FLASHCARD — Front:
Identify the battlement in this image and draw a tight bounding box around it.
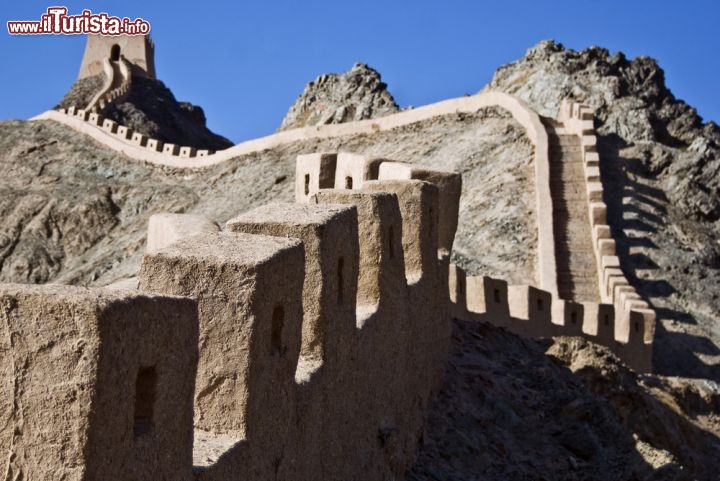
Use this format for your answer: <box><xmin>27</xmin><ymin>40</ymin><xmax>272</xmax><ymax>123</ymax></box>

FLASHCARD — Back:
<box><xmin>0</xmin><ymin>284</ymin><xmax>197</xmax><ymax>480</ymax></box>
<box><xmin>57</xmin><ymin>107</ymin><xmax>215</xmax><ymax>158</ymax></box>
<box><xmin>0</xmin><ymin>145</ymin><xmax>658</xmax><ymax>477</ymax></box>
<box><xmin>448</xmin><ymin>265</ymin><xmax>652</xmax><ymax>371</ymax></box>
<box><xmin>135</xmin><ymin>155</ymin><xmax>455</xmax><ymax>479</ymax></box>
<box><xmin>556</xmin><ymin>100</ymin><xmax>656</xmax><ymax>348</ymax></box>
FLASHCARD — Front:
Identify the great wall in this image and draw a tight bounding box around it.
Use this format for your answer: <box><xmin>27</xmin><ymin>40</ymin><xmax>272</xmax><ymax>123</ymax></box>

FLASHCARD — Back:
<box><xmin>1</xmin><ymin>34</ymin><xmax>658</xmax><ymax>478</ymax></box>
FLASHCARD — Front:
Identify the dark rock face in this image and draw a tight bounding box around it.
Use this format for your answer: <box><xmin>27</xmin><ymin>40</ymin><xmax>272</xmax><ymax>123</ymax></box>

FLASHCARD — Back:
<box><xmin>488</xmin><ymin>40</ymin><xmax>720</xmax><ymax>223</ymax></box>
<box><xmin>103</xmin><ymin>77</ymin><xmax>233</xmax><ymax>151</ymax></box>
<box><xmin>408</xmin><ymin>321</ymin><xmax>720</xmax><ymax>481</ymax></box>
<box><xmin>278</xmin><ymin>63</ymin><xmax>399</xmax><ymax>131</ymax></box>
<box><xmin>56</xmin><ymin>76</ymin><xmax>233</xmax><ymax>151</ymax></box>
<box><xmin>56</xmin><ymin>74</ymin><xmax>105</xmax><ymax>111</ymax></box>
<box><xmin>0</xmin><ymin>42</ymin><xmax>719</xmax><ymax>481</ymax></box>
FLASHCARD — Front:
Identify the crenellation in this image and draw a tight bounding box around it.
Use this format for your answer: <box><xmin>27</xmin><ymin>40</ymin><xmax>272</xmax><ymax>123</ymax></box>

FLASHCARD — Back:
<box><xmin>102</xmin><ymin>118</ymin><xmax>118</xmax><ymax>133</ymax></box>
<box><xmin>0</xmin><ymin>139</ymin><xmax>659</xmax><ymax>477</ymax></box>
<box><xmin>333</xmin><ymin>152</ymin><xmax>384</xmax><ymax>190</ymax></box>
<box><xmin>0</xmin><ymin>284</ymin><xmax>198</xmax><ymax>481</ymax></box>
<box><xmin>313</xmin><ymin>189</ymin><xmax>405</xmax><ymax>317</ymax></box>
<box><xmin>163</xmin><ymin>143</ymin><xmax>180</xmax><ymax>155</ymax></box>
<box><xmin>226</xmin><ymin>202</ymin><xmax>360</xmax><ymax>373</ymax></box>
<box><xmin>448</xmin><ymin>262</ymin><xmax>468</xmax><ymax>319</ymax></box>
<box><xmin>131</xmin><ymin>132</ymin><xmax>148</xmax><ymax>147</ymax></box>
<box><xmin>508</xmin><ymin>284</ymin><xmax>553</xmax><ymax>337</ymax></box>
<box><xmin>180</xmin><ymin>146</ymin><xmax>197</xmax><ymax>158</ymax></box>
<box><xmin>10</xmin><ymin>79</ymin><xmax>664</xmax><ymax>476</ymax></box>
<box><xmin>466</xmin><ymin>276</ymin><xmax>510</xmax><ymax>325</ymax></box>
<box><xmin>587</xmin><ymin>182</ymin><xmax>604</xmax><ymax>202</ymax></box>
<box><xmin>295</xmin><ymin>152</ymin><xmax>338</xmax><ymax>202</ymax></box>
<box><xmin>552</xmin><ymin>299</ymin><xmax>585</xmax><ymax>336</ymax></box>
<box><xmin>116</xmin><ymin>125</ymin><xmax>133</xmax><ymax>140</ymax></box>
<box><xmin>581</xmin><ymin>134</ymin><xmax>597</xmax><ymax>152</ymax></box>
<box><xmin>138</xmin><ymin>232</ymin><xmax>305</xmax><ymax>443</ymax></box>
<box><xmin>88</xmin><ymin>112</ymin><xmax>103</xmax><ymax>126</ymax></box>
<box><xmin>584</xmin><ymin>150</ymin><xmax>600</xmax><ymax>166</ymax></box>
<box><xmin>589</xmin><ymin>201</ymin><xmax>607</xmax><ymax>225</ymax></box>
<box><xmin>597</xmin><ymin>237</ymin><xmax>616</xmax><ymax>258</ymax></box>
<box><xmin>581</xmin><ymin>302</ymin><xmax>615</xmax><ymax>341</ymax></box>
<box><xmin>364</xmin><ymin>179</ymin><xmax>439</xmax><ymax>285</ymax></box>
<box><xmin>75</xmin><ymin>108</ymin><xmax>90</xmax><ymax>121</ymax></box>
<box><xmin>378</xmin><ymin>162</ymin><xmax>462</xmax><ymax>257</ymax></box>
<box><xmin>146</xmin><ymin>138</ymin><xmax>164</xmax><ymax>152</ymax></box>
<box><xmin>586</xmin><ymin>165</ymin><xmax>601</xmax><ymax>183</ymax></box>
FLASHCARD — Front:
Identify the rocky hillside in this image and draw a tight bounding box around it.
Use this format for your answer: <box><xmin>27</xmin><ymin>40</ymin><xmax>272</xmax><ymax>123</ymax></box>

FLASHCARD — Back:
<box><xmin>1</xmin><ymin>41</ymin><xmax>719</xmax><ymax>479</ymax></box>
<box><xmin>57</xmin><ymin>75</ymin><xmax>233</xmax><ymax>151</ymax></box>
<box><xmin>278</xmin><ymin>63</ymin><xmax>399</xmax><ymax>130</ymax></box>
<box><xmin>0</xmin><ymin>108</ymin><xmax>534</xmax><ymax>288</ymax></box>
<box><xmin>409</xmin><ymin>319</ymin><xmax>719</xmax><ymax>481</ymax></box>
<box><xmin>487</xmin><ymin>40</ymin><xmax>720</xmax><ymax>380</ymax></box>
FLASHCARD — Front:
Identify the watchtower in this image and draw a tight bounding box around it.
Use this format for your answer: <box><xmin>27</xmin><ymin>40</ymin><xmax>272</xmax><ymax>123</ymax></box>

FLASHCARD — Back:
<box><xmin>77</xmin><ymin>34</ymin><xmax>156</xmax><ymax>80</ymax></box>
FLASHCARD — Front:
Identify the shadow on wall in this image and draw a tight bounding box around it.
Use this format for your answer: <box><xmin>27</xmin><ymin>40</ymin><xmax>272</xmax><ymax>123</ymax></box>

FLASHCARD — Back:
<box><xmin>598</xmin><ymin>133</ymin><xmax>719</xmax><ymax>381</ymax></box>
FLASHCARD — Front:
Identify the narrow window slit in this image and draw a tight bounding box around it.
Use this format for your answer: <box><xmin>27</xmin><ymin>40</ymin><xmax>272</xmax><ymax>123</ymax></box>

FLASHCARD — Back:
<box><xmin>337</xmin><ymin>257</ymin><xmax>344</xmax><ymax>303</ymax></box>
<box><xmin>272</xmin><ymin>305</ymin><xmax>284</xmax><ymax>355</ymax></box>
<box><xmin>388</xmin><ymin>226</ymin><xmax>394</xmax><ymax>259</ymax></box>
<box><xmin>134</xmin><ymin>366</ymin><xmax>157</xmax><ymax>438</ymax></box>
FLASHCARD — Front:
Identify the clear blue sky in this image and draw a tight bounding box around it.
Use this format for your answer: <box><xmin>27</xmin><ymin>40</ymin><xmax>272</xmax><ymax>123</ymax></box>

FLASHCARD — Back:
<box><xmin>1</xmin><ymin>1</ymin><xmax>718</xmax><ymax>142</ymax></box>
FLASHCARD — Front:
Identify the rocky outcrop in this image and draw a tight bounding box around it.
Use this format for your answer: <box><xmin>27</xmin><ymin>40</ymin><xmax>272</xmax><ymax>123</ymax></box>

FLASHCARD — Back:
<box><xmin>57</xmin><ymin>76</ymin><xmax>233</xmax><ymax>151</ymax></box>
<box><xmin>488</xmin><ymin>40</ymin><xmax>720</xmax><ymax>223</ymax></box>
<box><xmin>0</xmin><ymin>109</ymin><xmax>533</xmax><ymax>288</ymax></box>
<box><xmin>57</xmin><ymin>74</ymin><xmax>105</xmax><ymax>110</ymax></box>
<box><xmin>2</xmin><ymin>41</ymin><xmax>719</xmax><ymax>478</ymax></box>
<box><xmin>489</xmin><ymin>40</ymin><xmax>720</xmax><ymax>380</ymax></box>
<box><xmin>408</xmin><ymin>320</ymin><xmax>719</xmax><ymax>481</ymax></box>
<box><xmin>278</xmin><ymin>63</ymin><xmax>399</xmax><ymax>131</ymax></box>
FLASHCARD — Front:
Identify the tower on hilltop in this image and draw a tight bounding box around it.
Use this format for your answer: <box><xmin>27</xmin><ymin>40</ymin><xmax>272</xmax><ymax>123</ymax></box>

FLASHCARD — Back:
<box><xmin>77</xmin><ymin>34</ymin><xmax>156</xmax><ymax>80</ymax></box>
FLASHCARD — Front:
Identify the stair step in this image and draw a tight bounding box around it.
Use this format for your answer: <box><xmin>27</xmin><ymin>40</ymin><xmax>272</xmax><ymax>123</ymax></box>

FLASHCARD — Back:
<box><xmin>557</xmin><ymin>273</ymin><xmax>598</xmax><ymax>280</ymax></box>
<box><xmin>558</xmin><ymin>285</ymin><xmax>600</xmax><ymax>295</ymax></box>
<box><xmin>552</xmin><ymin>158</ymin><xmax>585</xmax><ymax>165</ymax></box>
<box><xmin>553</xmin><ymin>210</ymin><xmax>592</xmax><ymax>219</ymax></box>
<box><xmin>551</xmin><ymin>192</ymin><xmax>588</xmax><ymax>200</ymax></box>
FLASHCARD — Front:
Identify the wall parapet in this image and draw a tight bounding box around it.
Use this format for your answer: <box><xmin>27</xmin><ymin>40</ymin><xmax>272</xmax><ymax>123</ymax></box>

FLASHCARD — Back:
<box><xmin>49</xmin><ymin>91</ymin><xmax>558</xmax><ymax>295</ymax></box>
<box><xmin>85</xmin><ymin>56</ymin><xmax>134</xmax><ymax>113</ymax></box>
<box><xmin>448</xmin><ymin>263</ymin><xmax>652</xmax><ymax>372</ymax></box>
<box><xmin>0</xmin><ymin>146</ymin><xmax>657</xmax><ymax>478</ymax></box>
<box><xmin>55</xmin><ymin>106</ymin><xmax>214</xmax><ymax>160</ymax></box>
<box><xmin>0</xmin><ymin>284</ymin><xmax>198</xmax><ymax>480</ymax></box>
<box><xmin>133</xmin><ymin>153</ymin><xmax>457</xmax><ymax>479</ymax></box>
<box><xmin>557</xmin><ymin>100</ymin><xmax>656</xmax><ymax>349</ymax></box>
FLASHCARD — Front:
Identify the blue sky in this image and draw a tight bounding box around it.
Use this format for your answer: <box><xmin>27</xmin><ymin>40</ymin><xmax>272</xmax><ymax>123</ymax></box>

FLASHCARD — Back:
<box><xmin>1</xmin><ymin>1</ymin><xmax>718</xmax><ymax>142</ymax></box>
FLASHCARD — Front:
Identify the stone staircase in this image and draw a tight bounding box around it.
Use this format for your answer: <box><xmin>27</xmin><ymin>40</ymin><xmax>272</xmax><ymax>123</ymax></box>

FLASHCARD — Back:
<box><xmin>547</xmin><ymin>121</ymin><xmax>601</xmax><ymax>302</ymax></box>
